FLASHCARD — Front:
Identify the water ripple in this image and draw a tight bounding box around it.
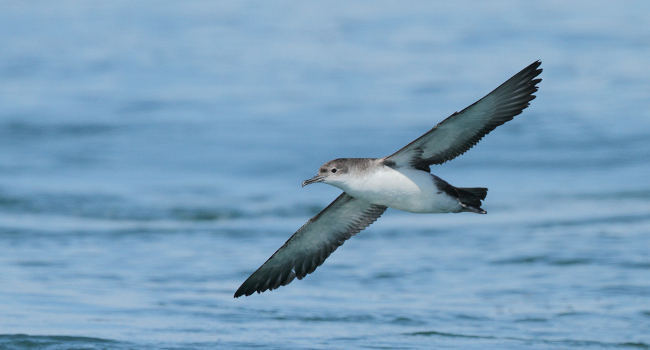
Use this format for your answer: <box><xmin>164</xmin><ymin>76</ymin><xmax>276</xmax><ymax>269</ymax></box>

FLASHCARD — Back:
<box><xmin>0</xmin><ymin>334</ymin><xmax>127</xmax><ymax>349</ymax></box>
<box><xmin>406</xmin><ymin>331</ymin><xmax>649</xmax><ymax>348</ymax></box>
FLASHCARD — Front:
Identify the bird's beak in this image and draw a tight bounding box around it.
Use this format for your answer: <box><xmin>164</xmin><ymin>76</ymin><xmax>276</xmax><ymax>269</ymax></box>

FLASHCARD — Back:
<box><xmin>302</xmin><ymin>175</ymin><xmax>325</xmax><ymax>187</ymax></box>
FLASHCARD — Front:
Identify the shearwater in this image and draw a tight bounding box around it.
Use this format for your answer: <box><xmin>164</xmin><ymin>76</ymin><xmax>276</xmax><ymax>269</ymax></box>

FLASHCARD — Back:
<box><xmin>235</xmin><ymin>61</ymin><xmax>542</xmax><ymax>298</ymax></box>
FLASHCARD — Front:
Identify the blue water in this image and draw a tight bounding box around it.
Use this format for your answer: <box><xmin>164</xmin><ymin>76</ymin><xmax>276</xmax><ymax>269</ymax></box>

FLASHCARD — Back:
<box><xmin>1</xmin><ymin>1</ymin><xmax>649</xmax><ymax>349</ymax></box>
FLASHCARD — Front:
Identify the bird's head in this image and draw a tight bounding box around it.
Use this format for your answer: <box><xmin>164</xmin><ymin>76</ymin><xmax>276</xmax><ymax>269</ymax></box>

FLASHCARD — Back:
<box><xmin>302</xmin><ymin>158</ymin><xmax>354</xmax><ymax>188</ymax></box>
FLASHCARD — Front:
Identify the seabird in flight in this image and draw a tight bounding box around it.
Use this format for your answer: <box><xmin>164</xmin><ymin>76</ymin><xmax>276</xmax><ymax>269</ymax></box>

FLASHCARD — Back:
<box><xmin>235</xmin><ymin>61</ymin><xmax>542</xmax><ymax>297</ymax></box>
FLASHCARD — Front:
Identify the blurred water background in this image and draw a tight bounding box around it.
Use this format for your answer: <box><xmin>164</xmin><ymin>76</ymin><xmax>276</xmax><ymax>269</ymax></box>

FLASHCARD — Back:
<box><xmin>1</xmin><ymin>1</ymin><xmax>649</xmax><ymax>349</ymax></box>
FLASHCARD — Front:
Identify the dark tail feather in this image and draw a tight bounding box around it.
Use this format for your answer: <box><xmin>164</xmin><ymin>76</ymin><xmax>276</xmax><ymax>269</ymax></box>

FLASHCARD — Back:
<box><xmin>459</xmin><ymin>187</ymin><xmax>487</xmax><ymax>200</ymax></box>
<box><xmin>457</xmin><ymin>187</ymin><xmax>488</xmax><ymax>214</ymax></box>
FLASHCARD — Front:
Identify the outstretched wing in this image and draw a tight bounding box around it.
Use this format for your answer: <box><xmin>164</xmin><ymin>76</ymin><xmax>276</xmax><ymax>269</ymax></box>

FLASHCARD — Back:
<box><xmin>234</xmin><ymin>193</ymin><xmax>386</xmax><ymax>297</ymax></box>
<box><xmin>385</xmin><ymin>61</ymin><xmax>542</xmax><ymax>170</ymax></box>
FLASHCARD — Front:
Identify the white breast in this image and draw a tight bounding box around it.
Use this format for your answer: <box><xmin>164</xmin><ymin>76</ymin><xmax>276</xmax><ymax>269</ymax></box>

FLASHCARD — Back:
<box><xmin>335</xmin><ymin>166</ymin><xmax>460</xmax><ymax>213</ymax></box>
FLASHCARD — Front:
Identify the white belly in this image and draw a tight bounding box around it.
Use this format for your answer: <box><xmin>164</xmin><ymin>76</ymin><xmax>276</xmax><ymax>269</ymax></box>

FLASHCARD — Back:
<box><xmin>336</xmin><ymin>167</ymin><xmax>461</xmax><ymax>213</ymax></box>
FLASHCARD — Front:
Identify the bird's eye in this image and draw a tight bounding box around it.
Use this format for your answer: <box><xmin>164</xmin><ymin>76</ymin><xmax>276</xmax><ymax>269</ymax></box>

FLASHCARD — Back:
<box><xmin>331</xmin><ymin>168</ymin><xmax>337</xmax><ymax>173</ymax></box>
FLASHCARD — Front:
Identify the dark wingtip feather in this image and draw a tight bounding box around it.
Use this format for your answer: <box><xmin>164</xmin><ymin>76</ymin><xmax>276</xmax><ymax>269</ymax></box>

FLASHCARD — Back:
<box><xmin>528</xmin><ymin>60</ymin><xmax>542</xmax><ymax>72</ymax></box>
<box><xmin>234</xmin><ymin>277</ymin><xmax>258</xmax><ymax>298</ymax></box>
<box><xmin>233</xmin><ymin>286</ymin><xmax>247</xmax><ymax>298</ymax></box>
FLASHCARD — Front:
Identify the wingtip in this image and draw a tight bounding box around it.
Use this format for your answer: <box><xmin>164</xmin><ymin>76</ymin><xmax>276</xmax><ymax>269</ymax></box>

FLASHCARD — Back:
<box><xmin>519</xmin><ymin>61</ymin><xmax>542</xmax><ymax>90</ymax></box>
<box><xmin>234</xmin><ymin>283</ymin><xmax>256</xmax><ymax>298</ymax></box>
<box><xmin>233</xmin><ymin>288</ymin><xmax>254</xmax><ymax>298</ymax></box>
<box><xmin>531</xmin><ymin>60</ymin><xmax>543</xmax><ymax>76</ymax></box>
<box><xmin>522</xmin><ymin>60</ymin><xmax>543</xmax><ymax>78</ymax></box>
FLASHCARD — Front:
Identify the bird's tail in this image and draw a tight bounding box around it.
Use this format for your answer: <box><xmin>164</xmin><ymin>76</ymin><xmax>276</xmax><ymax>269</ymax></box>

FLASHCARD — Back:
<box><xmin>457</xmin><ymin>187</ymin><xmax>488</xmax><ymax>214</ymax></box>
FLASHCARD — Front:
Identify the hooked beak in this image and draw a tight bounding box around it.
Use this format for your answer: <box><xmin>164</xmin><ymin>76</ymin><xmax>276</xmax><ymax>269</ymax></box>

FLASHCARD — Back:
<box><xmin>302</xmin><ymin>175</ymin><xmax>325</xmax><ymax>187</ymax></box>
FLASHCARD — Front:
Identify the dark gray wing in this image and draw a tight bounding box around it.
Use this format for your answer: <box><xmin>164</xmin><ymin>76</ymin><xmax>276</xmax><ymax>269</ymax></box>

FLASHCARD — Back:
<box><xmin>234</xmin><ymin>193</ymin><xmax>386</xmax><ymax>297</ymax></box>
<box><xmin>384</xmin><ymin>61</ymin><xmax>542</xmax><ymax>170</ymax></box>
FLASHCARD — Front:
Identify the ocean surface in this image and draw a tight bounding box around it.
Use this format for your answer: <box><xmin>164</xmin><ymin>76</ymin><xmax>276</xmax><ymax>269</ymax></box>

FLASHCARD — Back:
<box><xmin>1</xmin><ymin>1</ymin><xmax>649</xmax><ymax>349</ymax></box>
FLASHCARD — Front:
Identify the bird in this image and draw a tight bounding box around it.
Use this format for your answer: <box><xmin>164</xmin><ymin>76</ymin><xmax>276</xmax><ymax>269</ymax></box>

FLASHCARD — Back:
<box><xmin>234</xmin><ymin>61</ymin><xmax>542</xmax><ymax>298</ymax></box>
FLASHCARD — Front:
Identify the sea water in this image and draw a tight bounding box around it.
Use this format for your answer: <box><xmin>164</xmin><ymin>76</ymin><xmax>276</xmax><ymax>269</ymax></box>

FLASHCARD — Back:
<box><xmin>0</xmin><ymin>1</ymin><xmax>649</xmax><ymax>349</ymax></box>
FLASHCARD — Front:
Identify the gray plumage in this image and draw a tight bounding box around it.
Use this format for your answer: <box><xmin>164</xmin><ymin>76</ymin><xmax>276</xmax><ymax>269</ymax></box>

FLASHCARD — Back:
<box><xmin>386</xmin><ymin>60</ymin><xmax>542</xmax><ymax>171</ymax></box>
<box><xmin>235</xmin><ymin>61</ymin><xmax>542</xmax><ymax>297</ymax></box>
<box><xmin>234</xmin><ymin>194</ymin><xmax>386</xmax><ymax>297</ymax></box>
